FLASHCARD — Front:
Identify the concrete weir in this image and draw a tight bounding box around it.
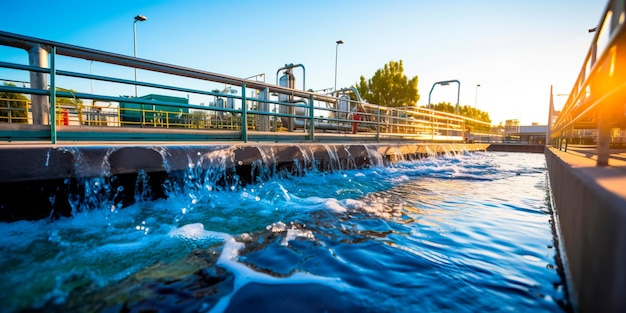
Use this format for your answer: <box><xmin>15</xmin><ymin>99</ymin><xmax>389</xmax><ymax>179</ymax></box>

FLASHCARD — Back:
<box><xmin>545</xmin><ymin>147</ymin><xmax>626</xmax><ymax>312</ymax></box>
<box><xmin>0</xmin><ymin>143</ymin><xmax>487</xmax><ymax>221</ymax></box>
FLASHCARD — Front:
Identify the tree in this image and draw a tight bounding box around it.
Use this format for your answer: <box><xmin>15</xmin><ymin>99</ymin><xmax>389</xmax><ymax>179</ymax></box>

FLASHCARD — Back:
<box><xmin>431</xmin><ymin>101</ymin><xmax>492</xmax><ymax>131</ymax></box>
<box><xmin>355</xmin><ymin>60</ymin><xmax>419</xmax><ymax>107</ymax></box>
<box><xmin>0</xmin><ymin>83</ymin><xmax>29</xmax><ymax>123</ymax></box>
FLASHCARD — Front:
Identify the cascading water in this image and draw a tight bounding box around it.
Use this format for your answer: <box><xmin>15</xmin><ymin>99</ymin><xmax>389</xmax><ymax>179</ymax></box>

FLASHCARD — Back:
<box><xmin>0</xmin><ymin>147</ymin><xmax>570</xmax><ymax>312</ymax></box>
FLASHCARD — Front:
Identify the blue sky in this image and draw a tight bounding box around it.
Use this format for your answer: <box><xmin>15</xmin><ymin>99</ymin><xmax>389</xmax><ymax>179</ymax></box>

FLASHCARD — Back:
<box><xmin>0</xmin><ymin>0</ymin><xmax>604</xmax><ymax>125</ymax></box>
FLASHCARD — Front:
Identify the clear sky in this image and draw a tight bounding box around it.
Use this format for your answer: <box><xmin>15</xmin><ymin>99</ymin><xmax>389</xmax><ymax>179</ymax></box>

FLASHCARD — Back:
<box><xmin>0</xmin><ymin>0</ymin><xmax>605</xmax><ymax>125</ymax></box>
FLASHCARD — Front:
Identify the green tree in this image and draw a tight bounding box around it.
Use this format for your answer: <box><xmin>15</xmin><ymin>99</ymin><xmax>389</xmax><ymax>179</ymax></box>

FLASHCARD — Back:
<box><xmin>430</xmin><ymin>101</ymin><xmax>456</xmax><ymax>113</ymax></box>
<box><xmin>355</xmin><ymin>60</ymin><xmax>419</xmax><ymax>107</ymax></box>
<box><xmin>0</xmin><ymin>83</ymin><xmax>29</xmax><ymax>123</ymax></box>
<box><xmin>431</xmin><ymin>101</ymin><xmax>492</xmax><ymax>131</ymax></box>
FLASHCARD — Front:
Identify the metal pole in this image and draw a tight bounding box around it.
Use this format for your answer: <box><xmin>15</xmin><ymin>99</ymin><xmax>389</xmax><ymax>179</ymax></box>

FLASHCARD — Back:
<box><xmin>334</xmin><ymin>40</ymin><xmax>343</xmax><ymax>93</ymax></box>
<box><xmin>597</xmin><ymin>108</ymin><xmax>611</xmax><ymax>166</ymax></box>
<box><xmin>50</xmin><ymin>46</ymin><xmax>57</xmax><ymax>144</ymax></box>
<box><xmin>133</xmin><ymin>15</ymin><xmax>147</xmax><ymax>98</ymax></box>
<box><xmin>376</xmin><ymin>106</ymin><xmax>380</xmax><ymax>142</ymax></box>
<box><xmin>428</xmin><ymin>84</ymin><xmax>436</xmax><ymax>110</ymax></box>
<box><xmin>133</xmin><ymin>20</ymin><xmax>138</xmax><ymax>97</ymax></box>
<box><xmin>454</xmin><ymin>80</ymin><xmax>461</xmax><ymax>115</ymax></box>
<box><xmin>474</xmin><ymin>84</ymin><xmax>480</xmax><ymax>109</ymax></box>
<box><xmin>241</xmin><ymin>83</ymin><xmax>248</xmax><ymax>143</ymax></box>
<box><xmin>309</xmin><ymin>94</ymin><xmax>315</xmax><ymax>142</ymax></box>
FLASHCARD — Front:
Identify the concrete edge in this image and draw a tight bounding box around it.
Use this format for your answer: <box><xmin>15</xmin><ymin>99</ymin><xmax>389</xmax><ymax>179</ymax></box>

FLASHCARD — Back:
<box><xmin>0</xmin><ymin>143</ymin><xmax>488</xmax><ymax>221</ymax></box>
<box><xmin>545</xmin><ymin>147</ymin><xmax>626</xmax><ymax>312</ymax></box>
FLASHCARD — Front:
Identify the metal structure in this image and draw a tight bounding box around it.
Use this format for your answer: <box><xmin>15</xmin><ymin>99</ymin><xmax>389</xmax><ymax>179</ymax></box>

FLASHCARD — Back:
<box><xmin>0</xmin><ymin>31</ymin><xmax>494</xmax><ymax>144</ymax></box>
<box><xmin>428</xmin><ymin>80</ymin><xmax>461</xmax><ymax>114</ymax></box>
<box><xmin>133</xmin><ymin>14</ymin><xmax>147</xmax><ymax>98</ymax></box>
<box><xmin>549</xmin><ymin>0</ymin><xmax>626</xmax><ymax>166</ymax></box>
<box><xmin>334</xmin><ymin>39</ymin><xmax>344</xmax><ymax>93</ymax></box>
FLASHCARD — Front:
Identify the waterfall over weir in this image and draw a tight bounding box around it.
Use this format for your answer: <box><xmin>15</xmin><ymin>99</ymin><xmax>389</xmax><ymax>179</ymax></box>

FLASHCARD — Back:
<box><xmin>0</xmin><ymin>143</ymin><xmax>485</xmax><ymax>221</ymax></box>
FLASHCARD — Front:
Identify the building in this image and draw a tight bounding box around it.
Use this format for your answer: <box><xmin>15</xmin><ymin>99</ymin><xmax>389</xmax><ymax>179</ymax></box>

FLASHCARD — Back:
<box><xmin>506</xmin><ymin>120</ymin><xmax>548</xmax><ymax>144</ymax></box>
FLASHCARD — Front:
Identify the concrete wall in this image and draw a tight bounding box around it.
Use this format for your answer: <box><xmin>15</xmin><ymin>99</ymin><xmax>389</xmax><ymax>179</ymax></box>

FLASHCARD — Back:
<box><xmin>545</xmin><ymin>147</ymin><xmax>626</xmax><ymax>312</ymax></box>
<box><xmin>487</xmin><ymin>143</ymin><xmax>545</xmax><ymax>153</ymax></box>
<box><xmin>0</xmin><ymin>143</ymin><xmax>487</xmax><ymax>221</ymax></box>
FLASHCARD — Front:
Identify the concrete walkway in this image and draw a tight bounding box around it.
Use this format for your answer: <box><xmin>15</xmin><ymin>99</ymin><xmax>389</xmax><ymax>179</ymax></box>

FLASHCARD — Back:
<box><xmin>551</xmin><ymin>145</ymin><xmax>626</xmax><ymax>200</ymax></box>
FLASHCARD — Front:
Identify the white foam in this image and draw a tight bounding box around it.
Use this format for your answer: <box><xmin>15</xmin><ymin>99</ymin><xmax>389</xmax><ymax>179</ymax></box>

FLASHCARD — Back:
<box><xmin>324</xmin><ymin>199</ymin><xmax>347</xmax><ymax>213</ymax></box>
<box><xmin>209</xmin><ymin>229</ymin><xmax>348</xmax><ymax>313</ymax></box>
<box><xmin>168</xmin><ymin>223</ymin><xmax>221</xmax><ymax>241</ymax></box>
<box><xmin>282</xmin><ymin>227</ymin><xmax>315</xmax><ymax>246</ymax></box>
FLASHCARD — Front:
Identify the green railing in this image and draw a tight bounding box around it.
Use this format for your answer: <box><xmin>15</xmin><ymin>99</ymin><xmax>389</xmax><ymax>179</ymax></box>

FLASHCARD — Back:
<box><xmin>549</xmin><ymin>0</ymin><xmax>626</xmax><ymax>165</ymax></box>
<box><xmin>0</xmin><ymin>30</ymin><xmax>494</xmax><ymax>144</ymax></box>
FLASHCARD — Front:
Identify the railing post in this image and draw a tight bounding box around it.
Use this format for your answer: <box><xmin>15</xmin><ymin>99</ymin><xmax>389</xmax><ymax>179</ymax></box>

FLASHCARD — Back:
<box><xmin>50</xmin><ymin>46</ymin><xmax>57</xmax><ymax>144</ymax></box>
<box><xmin>564</xmin><ymin>128</ymin><xmax>569</xmax><ymax>152</ymax></box>
<box><xmin>241</xmin><ymin>83</ymin><xmax>248</xmax><ymax>143</ymax></box>
<box><xmin>597</xmin><ymin>107</ymin><xmax>611</xmax><ymax>166</ymax></box>
<box><xmin>431</xmin><ymin>112</ymin><xmax>435</xmax><ymax>142</ymax></box>
<box><xmin>309</xmin><ymin>94</ymin><xmax>315</xmax><ymax>142</ymax></box>
<box><xmin>376</xmin><ymin>106</ymin><xmax>381</xmax><ymax>142</ymax></box>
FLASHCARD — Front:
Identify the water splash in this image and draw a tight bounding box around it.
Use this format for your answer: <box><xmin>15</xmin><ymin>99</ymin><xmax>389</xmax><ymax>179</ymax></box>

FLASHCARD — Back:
<box><xmin>364</xmin><ymin>145</ymin><xmax>384</xmax><ymax>168</ymax></box>
<box><xmin>323</xmin><ymin>145</ymin><xmax>341</xmax><ymax>172</ymax></box>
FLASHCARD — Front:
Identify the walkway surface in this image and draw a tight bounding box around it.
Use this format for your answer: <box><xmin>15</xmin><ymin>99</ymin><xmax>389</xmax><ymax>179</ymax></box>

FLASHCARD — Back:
<box><xmin>549</xmin><ymin>144</ymin><xmax>626</xmax><ymax>208</ymax></box>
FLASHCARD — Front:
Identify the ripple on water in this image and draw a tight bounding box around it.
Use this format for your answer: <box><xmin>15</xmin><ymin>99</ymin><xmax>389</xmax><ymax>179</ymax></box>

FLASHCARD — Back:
<box><xmin>0</xmin><ymin>152</ymin><xmax>568</xmax><ymax>312</ymax></box>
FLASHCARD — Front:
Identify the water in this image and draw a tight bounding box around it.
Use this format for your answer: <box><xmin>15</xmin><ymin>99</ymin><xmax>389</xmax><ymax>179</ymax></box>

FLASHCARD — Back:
<box><xmin>0</xmin><ymin>151</ymin><xmax>569</xmax><ymax>312</ymax></box>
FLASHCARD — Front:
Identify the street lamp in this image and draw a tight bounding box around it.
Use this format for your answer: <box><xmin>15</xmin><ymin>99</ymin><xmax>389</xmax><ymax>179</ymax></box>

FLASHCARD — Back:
<box><xmin>334</xmin><ymin>40</ymin><xmax>344</xmax><ymax>94</ymax></box>
<box><xmin>474</xmin><ymin>84</ymin><xmax>481</xmax><ymax>109</ymax></box>
<box><xmin>133</xmin><ymin>14</ymin><xmax>147</xmax><ymax>97</ymax></box>
<box><xmin>427</xmin><ymin>80</ymin><xmax>460</xmax><ymax>141</ymax></box>
<box><xmin>427</xmin><ymin>80</ymin><xmax>461</xmax><ymax>113</ymax></box>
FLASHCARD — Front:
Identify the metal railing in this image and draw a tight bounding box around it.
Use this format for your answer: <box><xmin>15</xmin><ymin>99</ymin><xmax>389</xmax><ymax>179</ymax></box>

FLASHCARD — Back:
<box><xmin>0</xmin><ymin>30</ymin><xmax>494</xmax><ymax>144</ymax></box>
<box><xmin>549</xmin><ymin>0</ymin><xmax>626</xmax><ymax>165</ymax></box>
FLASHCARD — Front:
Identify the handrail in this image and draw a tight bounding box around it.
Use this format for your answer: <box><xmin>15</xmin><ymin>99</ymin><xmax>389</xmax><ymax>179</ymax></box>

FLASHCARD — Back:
<box><xmin>549</xmin><ymin>0</ymin><xmax>626</xmax><ymax>165</ymax></box>
<box><xmin>0</xmin><ymin>31</ymin><xmax>337</xmax><ymax>104</ymax></box>
<box><xmin>0</xmin><ymin>30</ymin><xmax>499</xmax><ymax>143</ymax></box>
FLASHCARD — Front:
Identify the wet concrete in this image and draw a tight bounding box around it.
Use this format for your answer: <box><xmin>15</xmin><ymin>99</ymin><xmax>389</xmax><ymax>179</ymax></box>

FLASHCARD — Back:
<box><xmin>0</xmin><ymin>143</ymin><xmax>488</xmax><ymax>221</ymax></box>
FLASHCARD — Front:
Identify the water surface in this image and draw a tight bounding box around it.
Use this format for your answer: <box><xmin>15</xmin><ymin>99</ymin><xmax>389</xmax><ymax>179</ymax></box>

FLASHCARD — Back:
<box><xmin>0</xmin><ymin>151</ymin><xmax>568</xmax><ymax>312</ymax></box>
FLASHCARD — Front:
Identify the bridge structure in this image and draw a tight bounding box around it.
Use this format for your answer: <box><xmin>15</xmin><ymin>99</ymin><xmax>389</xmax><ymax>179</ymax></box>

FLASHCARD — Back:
<box><xmin>546</xmin><ymin>0</ymin><xmax>626</xmax><ymax>311</ymax></box>
<box><xmin>0</xmin><ymin>31</ymin><xmax>493</xmax><ymax>144</ymax></box>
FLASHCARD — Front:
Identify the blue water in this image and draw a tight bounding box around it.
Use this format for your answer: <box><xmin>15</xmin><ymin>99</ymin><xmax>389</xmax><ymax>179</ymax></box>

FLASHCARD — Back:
<box><xmin>0</xmin><ymin>151</ymin><xmax>568</xmax><ymax>312</ymax></box>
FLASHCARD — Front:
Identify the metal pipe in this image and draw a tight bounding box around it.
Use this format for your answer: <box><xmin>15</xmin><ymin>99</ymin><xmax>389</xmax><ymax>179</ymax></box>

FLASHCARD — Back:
<box><xmin>275</xmin><ymin>63</ymin><xmax>306</xmax><ymax>91</ymax></box>
<box><xmin>0</xmin><ymin>31</ymin><xmax>340</xmax><ymax>103</ymax></box>
<box><xmin>28</xmin><ymin>44</ymin><xmax>49</xmax><ymax>125</ymax></box>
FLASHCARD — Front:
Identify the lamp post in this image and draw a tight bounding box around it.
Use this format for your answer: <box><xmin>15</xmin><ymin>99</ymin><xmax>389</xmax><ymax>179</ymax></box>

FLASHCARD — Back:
<box><xmin>428</xmin><ymin>80</ymin><xmax>461</xmax><ymax>113</ymax></box>
<box><xmin>334</xmin><ymin>40</ymin><xmax>344</xmax><ymax>94</ymax></box>
<box><xmin>133</xmin><ymin>14</ymin><xmax>147</xmax><ymax>97</ymax></box>
<box><xmin>474</xmin><ymin>83</ymin><xmax>481</xmax><ymax>109</ymax></box>
<box><xmin>427</xmin><ymin>80</ymin><xmax>461</xmax><ymax>141</ymax></box>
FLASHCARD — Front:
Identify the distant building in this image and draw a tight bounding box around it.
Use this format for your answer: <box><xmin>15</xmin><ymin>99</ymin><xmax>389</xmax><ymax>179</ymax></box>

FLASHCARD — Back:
<box><xmin>505</xmin><ymin>120</ymin><xmax>547</xmax><ymax>144</ymax></box>
<box><xmin>518</xmin><ymin>125</ymin><xmax>548</xmax><ymax>144</ymax></box>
